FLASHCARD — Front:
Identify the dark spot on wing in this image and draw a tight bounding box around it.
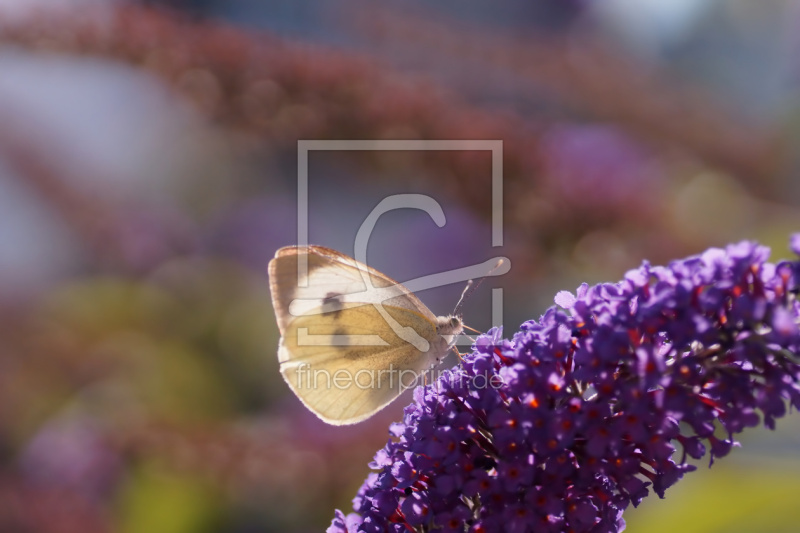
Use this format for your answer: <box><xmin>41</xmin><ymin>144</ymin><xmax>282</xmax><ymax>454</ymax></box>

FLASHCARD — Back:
<box><xmin>332</xmin><ymin>326</ymin><xmax>352</xmax><ymax>352</ymax></box>
<box><xmin>323</xmin><ymin>291</ymin><xmax>344</xmax><ymax>317</ymax></box>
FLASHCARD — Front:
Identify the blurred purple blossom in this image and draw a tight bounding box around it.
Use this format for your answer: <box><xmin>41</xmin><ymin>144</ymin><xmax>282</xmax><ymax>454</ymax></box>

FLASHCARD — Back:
<box><xmin>541</xmin><ymin>125</ymin><xmax>663</xmax><ymax>215</ymax></box>
<box><xmin>19</xmin><ymin>417</ymin><xmax>122</xmax><ymax>502</ymax></box>
<box><xmin>209</xmin><ymin>195</ymin><xmax>297</xmax><ymax>269</ymax></box>
<box><xmin>331</xmin><ymin>236</ymin><xmax>800</xmax><ymax>533</ymax></box>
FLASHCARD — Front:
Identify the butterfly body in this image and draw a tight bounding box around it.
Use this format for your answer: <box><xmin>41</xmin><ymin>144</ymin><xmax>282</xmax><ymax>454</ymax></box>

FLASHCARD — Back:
<box><xmin>268</xmin><ymin>245</ymin><xmax>462</xmax><ymax>425</ymax></box>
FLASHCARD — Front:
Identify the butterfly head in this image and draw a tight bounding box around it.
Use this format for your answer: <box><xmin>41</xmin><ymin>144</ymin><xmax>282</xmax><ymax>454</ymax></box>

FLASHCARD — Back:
<box><xmin>436</xmin><ymin>314</ymin><xmax>463</xmax><ymax>348</ymax></box>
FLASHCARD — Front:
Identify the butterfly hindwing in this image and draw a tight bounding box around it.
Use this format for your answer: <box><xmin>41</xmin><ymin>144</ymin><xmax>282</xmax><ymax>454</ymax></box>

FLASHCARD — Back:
<box><xmin>278</xmin><ymin>302</ymin><xmax>448</xmax><ymax>425</ymax></box>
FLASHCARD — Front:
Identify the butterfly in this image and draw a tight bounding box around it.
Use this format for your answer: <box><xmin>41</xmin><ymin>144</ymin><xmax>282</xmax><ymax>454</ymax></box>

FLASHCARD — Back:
<box><xmin>268</xmin><ymin>245</ymin><xmax>466</xmax><ymax>425</ymax></box>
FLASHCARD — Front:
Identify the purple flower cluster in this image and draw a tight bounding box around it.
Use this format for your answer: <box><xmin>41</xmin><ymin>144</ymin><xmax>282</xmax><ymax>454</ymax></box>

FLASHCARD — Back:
<box><xmin>329</xmin><ymin>238</ymin><xmax>800</xmax><ymax>533</ymax></box>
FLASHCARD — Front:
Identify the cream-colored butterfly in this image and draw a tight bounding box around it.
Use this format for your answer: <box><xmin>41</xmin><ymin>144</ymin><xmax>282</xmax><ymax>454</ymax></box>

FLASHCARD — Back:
<box><xmin>268</xmin><ymin>245</ymin><xmax>488</xmax><ymax>425</ymax></box>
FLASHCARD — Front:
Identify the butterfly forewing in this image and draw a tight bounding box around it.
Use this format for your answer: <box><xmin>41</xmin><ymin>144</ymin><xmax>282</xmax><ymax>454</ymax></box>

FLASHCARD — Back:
<box><xmin>268</xmin><ymin>245</ymin><xmax>437</xmax><ymax>333</ymax></box>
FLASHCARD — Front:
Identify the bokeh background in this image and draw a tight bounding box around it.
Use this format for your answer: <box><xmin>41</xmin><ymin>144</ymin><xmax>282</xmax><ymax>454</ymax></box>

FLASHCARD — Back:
<box><xmin>0</xmin><ymin>1</ymin><xmax>799</xmax><ymax>531</ymax></box>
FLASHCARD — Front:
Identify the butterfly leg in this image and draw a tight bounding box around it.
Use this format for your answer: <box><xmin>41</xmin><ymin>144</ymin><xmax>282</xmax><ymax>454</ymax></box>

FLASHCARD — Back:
<box><xmin>451</xmin><ymin>332</ymin><xmax>477</xmax><ymax>361</ymax></box>
<box><xmin>452</xmin><ymin>345</ymin><xmax>465</xmax><ymax>362</ymax></box>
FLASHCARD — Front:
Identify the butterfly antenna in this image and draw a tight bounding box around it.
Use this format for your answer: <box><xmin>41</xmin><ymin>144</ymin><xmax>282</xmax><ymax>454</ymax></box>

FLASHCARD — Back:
<box><xmin>453</xmin><ymin>258</ymin><xmax>506</xmax><ymax>316</ymax></box>
<box><xmin>453</xmin><ymin>280</ymin><xmax>473</xmax><ymax>317</ymax></box>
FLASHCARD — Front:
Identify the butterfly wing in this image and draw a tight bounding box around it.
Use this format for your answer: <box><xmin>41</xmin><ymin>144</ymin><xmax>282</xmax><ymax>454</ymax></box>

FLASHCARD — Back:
<box><xmin>268</xmin><ymin>245</ymin><xmax>449</xmax><ymax>424</ymax></box>
<box><xmin>278</xmin><ymin>302</ymin><xmax>449</xmax><ymax>424</ymax></box>
<box><xmin>268</xmin><ymin>245</ymin><xmax>437</xmax><ymax>336</ymax></box>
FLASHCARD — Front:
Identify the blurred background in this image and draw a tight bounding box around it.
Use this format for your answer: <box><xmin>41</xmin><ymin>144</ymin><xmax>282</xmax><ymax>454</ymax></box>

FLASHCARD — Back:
<box><xmin>0</xmin><ymin>0</ymin><xmax>799</xmax><ymax>531</ymax></box>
